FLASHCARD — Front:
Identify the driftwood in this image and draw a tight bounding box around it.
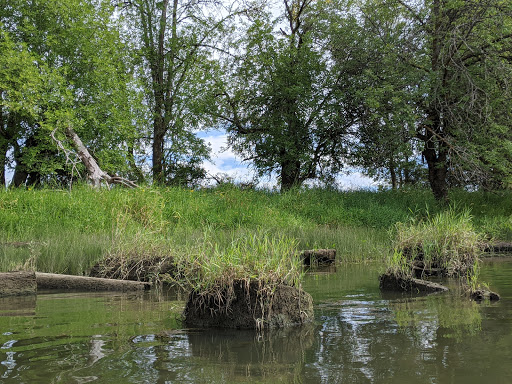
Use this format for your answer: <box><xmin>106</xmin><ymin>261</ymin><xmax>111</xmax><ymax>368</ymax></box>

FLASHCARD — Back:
<box><xmin>379</xmin><ymin>272</ymin><xmax>449</xmax><ymax>293</ymax></box>
<box><xmin>36</xmin><ymin>272</ymin><xmax>151</xmax><ymax>291</ymax></box>
<box><xmin>0</xmin><ymin>271</ymin><xmax>37</xmax><ymax>297</ymax></box>
<box><xmin>51</xmin><ymin>126</ymin><xmax>138</xmax><ymax>188</ymax></box>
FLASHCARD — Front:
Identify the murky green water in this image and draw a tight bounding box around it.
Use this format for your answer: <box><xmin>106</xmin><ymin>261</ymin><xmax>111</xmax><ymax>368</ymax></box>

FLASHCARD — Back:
<box><xmin>1</xmin><ymin>260</ymin><xmax>512</xmax><ymax>383</ymax></box>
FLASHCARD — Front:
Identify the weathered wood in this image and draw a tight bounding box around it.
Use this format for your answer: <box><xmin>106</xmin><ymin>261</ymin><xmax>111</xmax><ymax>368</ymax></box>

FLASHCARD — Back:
<box><xmin>36</xmin><ymin>272</ymin><xmax>151</xmax><ymax>291</ymax></box>
<box><xmin>300</xmin><ymin>249</ymin><xmax>336</xmax><ymax>265</ymax></box>
<box><xmin>379</xmin><ymin>272</ymin><xmax>448</xmax><ymax>293</ymax></box>
<box><xmin>0</xmin><ymin>271</ymin><xmax>37</xmax><ymax>297</ymax></box>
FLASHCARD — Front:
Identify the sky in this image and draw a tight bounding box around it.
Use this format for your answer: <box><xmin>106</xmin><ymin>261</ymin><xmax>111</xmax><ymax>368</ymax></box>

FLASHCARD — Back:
<box><xmin>3</xmin><ymin>129</ymin><xmax>381</xmax><ymax>190</ymax></box>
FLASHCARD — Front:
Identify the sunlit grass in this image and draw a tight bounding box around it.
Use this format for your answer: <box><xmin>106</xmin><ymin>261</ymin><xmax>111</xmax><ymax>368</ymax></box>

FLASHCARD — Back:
<box><xmin>1</xmin><ymin>185</ymin><xmax>511</xmax><ymax>283</ymax></box>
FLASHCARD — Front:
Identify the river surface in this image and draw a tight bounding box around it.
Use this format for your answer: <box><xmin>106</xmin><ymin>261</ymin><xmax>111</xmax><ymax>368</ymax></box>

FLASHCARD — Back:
<box><xmin>1</xmin><ymin>260</ymin><xmax>511</xmax><ymax>383</ymax></box>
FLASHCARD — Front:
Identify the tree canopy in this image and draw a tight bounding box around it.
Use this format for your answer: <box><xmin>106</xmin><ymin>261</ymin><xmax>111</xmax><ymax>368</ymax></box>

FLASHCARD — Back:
<box><xmin>1</xmin><ymin>0</ymin><xmax>511</xmax><ymax>198</ymax></box>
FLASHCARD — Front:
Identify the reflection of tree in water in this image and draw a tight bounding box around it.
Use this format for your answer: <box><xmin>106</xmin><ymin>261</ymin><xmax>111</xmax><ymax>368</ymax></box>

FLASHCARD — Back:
<box><xmin>301</xmin><ymin>293</ymin><xmax>485</xmax><ymax>383</ymax></box>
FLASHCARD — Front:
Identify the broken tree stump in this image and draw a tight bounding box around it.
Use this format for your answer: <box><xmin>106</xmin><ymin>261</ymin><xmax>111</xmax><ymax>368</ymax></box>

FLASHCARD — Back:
<box><xmin>300</xmin><ymin>249</ymin><xmax>336</xmax><ymax>266</ymax></box>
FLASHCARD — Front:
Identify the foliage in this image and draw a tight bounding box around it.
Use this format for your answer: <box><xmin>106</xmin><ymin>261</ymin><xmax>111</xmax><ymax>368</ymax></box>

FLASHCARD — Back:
<box><xmin>213</xmin><ymin>0</ymin><xmax>354</xmax><ymax>189</ymax></box>
<box><xmin>0</xmin><ymin>0</ymin><xmax>144</xmax><ymax>187</ymax></box>
<box><xmin>169</xmin><ymin>229</ymin><xmax>303</xmax><ymax>292</ymax></box>
<box><xmin>357</xmin><ymin>0</ymin><xmax>512</xmax><ymax>200</ymax></box>
<box><xmin>2</xmin><ymin>187</ymin><xmax>512</xmax><ymax>277</ymax></box>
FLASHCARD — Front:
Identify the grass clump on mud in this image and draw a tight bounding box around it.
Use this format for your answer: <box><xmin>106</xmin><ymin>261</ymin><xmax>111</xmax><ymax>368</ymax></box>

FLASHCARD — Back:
<box><xmin>391</xmin><ymin>208</ymin><xmax>484</xmax><ymax>278</ymax></box>
<box><xmin>381</xmin><ymin>208</ymin><xmax>499</xmax><ymax>299</ymax></box>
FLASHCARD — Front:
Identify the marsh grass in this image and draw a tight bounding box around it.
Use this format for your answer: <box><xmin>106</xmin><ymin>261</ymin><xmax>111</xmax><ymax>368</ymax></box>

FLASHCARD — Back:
<box><xmin>1</xmin><ymin>186</ymin><xmax>510</xmax><ymax>286</ymax></box>
<box><xmin>169</xmin><ymin>229</ymin><xmax>303</xmax><ymax>292</ymax></box>
<box><xmin>389</xmin><ymin>208</ymin><xmax>484</xmax><ymax>279</ymax></box>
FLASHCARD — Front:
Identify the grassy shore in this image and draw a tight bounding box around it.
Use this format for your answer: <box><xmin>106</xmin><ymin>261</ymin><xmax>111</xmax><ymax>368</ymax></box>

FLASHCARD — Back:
<box><xmin>1</xmin><ymin>185</ymin><xmax>511</xmax><ymax>278</ymax></box>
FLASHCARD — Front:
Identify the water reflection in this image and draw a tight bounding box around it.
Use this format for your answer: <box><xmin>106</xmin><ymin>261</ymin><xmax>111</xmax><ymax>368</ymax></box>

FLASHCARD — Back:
<box><xmin>1</xmin><ymin>262</ymin><xmax>512</xmax><ymax>383</ymax></box>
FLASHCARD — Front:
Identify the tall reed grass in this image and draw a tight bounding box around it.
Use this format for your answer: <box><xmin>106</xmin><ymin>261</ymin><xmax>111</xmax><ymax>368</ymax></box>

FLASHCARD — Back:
<box><xmin>389</xmin><ymin>208</ymin><xmax>484</xmax><ymax>278</ymax></box>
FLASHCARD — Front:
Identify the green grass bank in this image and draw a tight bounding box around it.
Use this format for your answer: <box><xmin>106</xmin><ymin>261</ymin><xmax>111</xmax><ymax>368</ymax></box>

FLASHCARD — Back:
<box><xmin>1</xmin><ymin>186</ymin><xmax>511</xmax><ymax>277</ymax></box>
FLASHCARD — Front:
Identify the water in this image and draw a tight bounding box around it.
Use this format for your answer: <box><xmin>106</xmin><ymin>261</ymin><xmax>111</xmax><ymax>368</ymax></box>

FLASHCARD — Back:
<box><xmin>1</xmin><ymin>260</ymin><xmax>512</xmax><ymax>383</ymax></box>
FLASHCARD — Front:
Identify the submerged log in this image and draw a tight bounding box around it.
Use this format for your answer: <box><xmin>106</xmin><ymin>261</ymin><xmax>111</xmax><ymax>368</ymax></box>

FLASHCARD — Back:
<box><xmin>36</xmin><ymin>272</ymin><xmax>151</xmax><ymax>291</ymax></box>
<box><xmin>0</xmin><ymin>271</ymin><xmax>37</xmax><ymax>297</ymax></box>
<box><xmin>470</xmin><ymin>289</ymin><xmax>500</xmax><ymax>302</ymax></box>
<box><xmin>300</xmin><ymin>249</ymin><xmax>336</xmax><ymax>265</ymax></box>
<box><xmin>379</xmin><ymin>272</ymin><xmax>448</xmax><ymax>293</ymax></box>
<box><xmin>183</xmin><ymin>280</ymin><xmax>314</xmax><ymax>329</ymax></box>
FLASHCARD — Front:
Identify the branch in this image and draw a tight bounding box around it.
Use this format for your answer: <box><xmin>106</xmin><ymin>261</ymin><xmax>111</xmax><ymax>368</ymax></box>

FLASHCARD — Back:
<box><xmin>52</xmin><ymin>126</ymin><xmax>138</xmax><ymax>189</ymax></box>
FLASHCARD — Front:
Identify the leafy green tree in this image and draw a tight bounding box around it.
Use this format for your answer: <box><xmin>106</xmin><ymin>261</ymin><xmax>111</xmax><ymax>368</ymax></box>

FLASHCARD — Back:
<box><xmin>1</xmin><ymin>0</ymin><xmax>143</xmax><ymax>187</ymax></box>
<box><xmin>213</xmin><ymin>0</ymin><xmax>357</xmax><ymax>190</ymax></box>
<box><xmin>360</xmin><ymin>0</ymin><xmax>512</xmax><ymax>200</ymax></box>
<box><xmin>119</xmin><ymin>0</ymin><xmax>236</xmax><ymax>185</ymax></box>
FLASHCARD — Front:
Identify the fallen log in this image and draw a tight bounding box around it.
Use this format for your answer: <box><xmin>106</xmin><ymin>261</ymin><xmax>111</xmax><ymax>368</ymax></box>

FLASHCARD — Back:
<box><xmin>36</xmin><ymin>272</ymin><xmax>151</xmax><ymax>291</ymax></box>
<box><xmin>0</xmin><ymin>271</ymin><xmax>37</xmax><ymax>297</ymax></box>
<box><xmin>379</xmin><ymin>272</ymin><xmax>448</xmax><ymax>293</ymax></box>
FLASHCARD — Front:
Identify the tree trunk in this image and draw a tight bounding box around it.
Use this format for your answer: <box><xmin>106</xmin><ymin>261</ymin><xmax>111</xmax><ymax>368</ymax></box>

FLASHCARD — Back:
<box><xmin>389</xmin><ymin>157</ymin><xmax>397</xmax><ymax>190</ymax></box>
<box><xmin>0</xmin><ymin>141</ymin><xmax>6</xmax><ymax>188</ymax></box>
<box><xmin>280</xmin><ymin>157</ymin><xmax>302</xmax><ymax>190</ymax></box>
<box><xmin>150</xmin><ymin>0</ymin><xmax>170</xmax><ymax>185</ymax></box>
<box><xmin>152</xmin><ymin>116</ymin><xmax>166</xmax><ymax>184</ymax></box>
<box><xmin>12</xmin><ymin>140</ymin><xmax>28</xmax><ymax>187</ymax></box>
<box><xmin>423</xmin><ymin>142</ymin><xmax>448</xmax><ymax>202</ymax></box>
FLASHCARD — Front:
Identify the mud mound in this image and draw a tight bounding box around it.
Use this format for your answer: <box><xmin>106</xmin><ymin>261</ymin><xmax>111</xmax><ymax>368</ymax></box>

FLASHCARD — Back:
<box><xmin>89</xmin><ymin>256</ymin><xmax>174</xmax><ymax>282</ymax></box>
<box><xmin>183</xmin><ymin>279</ymin><xmax>314</xmax><ymax>329</ymax></box>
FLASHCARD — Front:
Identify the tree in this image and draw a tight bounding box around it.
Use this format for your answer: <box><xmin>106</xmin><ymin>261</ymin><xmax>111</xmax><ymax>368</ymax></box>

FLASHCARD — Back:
<box><xmin>212</xmin><ymin>0</ymin><xmax>358</xmax><ymax>190</ymax></box>
<box><xmin>360</xmin><ymin>0</ymin><xmax>512</xmax><ymax>200</ymax></box>
<box><xmin>119</xmin><ymin>0</ymin><xmax>236</xmax><ymax>185</ymax></box>
<box><xmin>1</xmin><ymin>0</ymin><xmax>143</xmax><ymax>187</ymax></box>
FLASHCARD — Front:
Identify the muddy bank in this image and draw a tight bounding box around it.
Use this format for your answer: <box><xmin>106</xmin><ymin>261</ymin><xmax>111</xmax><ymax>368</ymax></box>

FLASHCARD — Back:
<box><xmin>183</xmin><ymin>280</ymin><xmax>314</xmax><ymax>329</ymax></box>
